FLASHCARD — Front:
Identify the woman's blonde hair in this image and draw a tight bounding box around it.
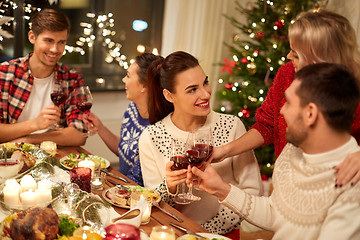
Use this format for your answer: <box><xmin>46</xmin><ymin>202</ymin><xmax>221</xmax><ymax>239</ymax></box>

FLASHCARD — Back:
<box><xmin>288</xmin><ymin>9</ymin><xmax>360</xmax><ymax>81</ymax></box>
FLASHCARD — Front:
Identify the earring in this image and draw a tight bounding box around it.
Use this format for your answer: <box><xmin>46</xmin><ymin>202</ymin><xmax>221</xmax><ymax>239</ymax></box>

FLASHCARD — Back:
<box><xmin>141</xmin><ymin>89</ymin><xmax>145</xmax><ymax>93</ymax></box>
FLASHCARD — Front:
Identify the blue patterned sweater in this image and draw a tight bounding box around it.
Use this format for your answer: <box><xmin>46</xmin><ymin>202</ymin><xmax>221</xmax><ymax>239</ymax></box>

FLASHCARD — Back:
<box><xmin>118</xmin><ymin>102</ymin><xmax>149</xmax><ymax>186</ymax></box>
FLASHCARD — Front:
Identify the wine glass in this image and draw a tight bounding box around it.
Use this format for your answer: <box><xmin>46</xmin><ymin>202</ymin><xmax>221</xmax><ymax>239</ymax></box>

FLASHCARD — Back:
<box><xmin>183</xmin><ymin>127</ymin><xmax>213</xmax><ymax>201</ymax></box>
<box><xmin>49</xmin><ymin>81</ymin><xmax>69</xmax><ymax>130</ymax></box>
<box><xmin>169</xmin><ymin>139</ymin><xmax>192</xmax><ymax>205</ymax></box>
<box><xmin>75</xmin><ymin>86</ymin><xmax>94</xmax><ymax>137</ymax></box>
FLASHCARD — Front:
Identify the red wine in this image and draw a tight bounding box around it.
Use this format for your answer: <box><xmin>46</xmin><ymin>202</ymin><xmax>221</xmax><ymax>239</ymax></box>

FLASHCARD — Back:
<box><xmin>186</xmin><ymin>144</ymin><xmax>213</xmax><ymax>167</ymax></box>
<box><xmin>76</xmin><ymin>102</ymin><xmax>92</xmax><ymax>113</ymax></box>
<box><xmin>185</xmin><ymin>149</ymin><xmax>207</xmax><ymax>167</ymax></box>
<box><xmin>171</xmin><ymin>156</ymin><xmax>189</xmax><ymax>170</ymax></box>
<box><xmin>50</xmin><ymin>92</ymin><xmax>66</xmax><ymax>106</ymax></box>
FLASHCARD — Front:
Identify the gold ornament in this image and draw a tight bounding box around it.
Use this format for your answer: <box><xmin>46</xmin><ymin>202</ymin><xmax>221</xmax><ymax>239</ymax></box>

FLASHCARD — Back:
<box><xmin>247</xmin><ymin>62</ymin><xmax>257</xmax><ymax>75</ymax></box>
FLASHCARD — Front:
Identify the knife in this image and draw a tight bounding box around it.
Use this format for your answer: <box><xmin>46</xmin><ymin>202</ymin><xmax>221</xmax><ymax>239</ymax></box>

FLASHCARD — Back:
<box><xmin>169</xmin><ymin>222</ymin><xmax>206</xmax><ymax>239</ymax></box>
<box><xmin>106</xmin><ymin>178</ymin><xmax>126</xmax><ymax>188</ymax></box>
<box><xmin>102</xmin><ymin>168</ymin><xmax>130</xmax><ymax>183</ymax></box>
<box><xmin>153</xmin><ymin>202</ymin><xmax>184</xmax><ymax>223</ymax></box>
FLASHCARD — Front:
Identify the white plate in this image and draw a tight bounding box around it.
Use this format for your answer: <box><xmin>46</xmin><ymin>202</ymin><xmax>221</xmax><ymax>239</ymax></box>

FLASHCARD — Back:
<box><xmin>177</xmin><ymin>233</ymin><xmax>231</xmax><ymax>240</ymax></box>
<box><xmin>59</xmin><ymin>154</ymin><xmax>110</xmax><ymax>170</ymax></box>
<box><xmin>102</xmin><ymin>185</ymin><xmax>160</xmax><ymax>209</ymax></box>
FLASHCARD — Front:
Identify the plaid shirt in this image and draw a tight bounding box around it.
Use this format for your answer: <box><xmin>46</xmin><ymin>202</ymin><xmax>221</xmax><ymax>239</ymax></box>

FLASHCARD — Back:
<box><xmin>0</xmin><ymin>53</ymin><xmax>86</xmax><ymax>133</ymax></box>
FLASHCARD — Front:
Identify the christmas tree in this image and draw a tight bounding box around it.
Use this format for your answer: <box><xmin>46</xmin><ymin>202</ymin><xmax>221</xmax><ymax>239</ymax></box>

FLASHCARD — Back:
<box><xmin>215</xmin><ymin>0</ymin><xmax>327</xmax><ymax>177</ymax></box>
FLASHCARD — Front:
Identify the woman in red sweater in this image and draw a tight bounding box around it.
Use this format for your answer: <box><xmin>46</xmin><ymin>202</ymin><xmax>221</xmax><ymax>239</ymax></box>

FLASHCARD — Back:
<box><xmin>214</xmin><ymin>9</ymin><xmax>360</xmax><ymax>186</ymax></box>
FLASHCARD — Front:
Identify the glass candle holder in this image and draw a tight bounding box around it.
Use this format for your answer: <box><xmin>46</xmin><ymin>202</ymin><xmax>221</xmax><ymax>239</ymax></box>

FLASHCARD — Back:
<box><xmin>130</xmin><ymin>194</ymin><xmax>152</xmax><ymax>225</ymax></box>
<box><xmin>150</xmin><ymin>226</ymin><xmax>175</xmax><ymax>240</ymax></box>
<box><xmin>70</xmin><ymin>167</ymin><xmax>92</xmax><ymax>193</ymax></box>
<box><xmin>104</xmin><ymin>223</ymin><xmax>141</xmax><ymax>240</ymax></box>
<box><xmin>40</xmin><ymin>141</ymin><xmax>57</xmax><ymax>156</ymax></box>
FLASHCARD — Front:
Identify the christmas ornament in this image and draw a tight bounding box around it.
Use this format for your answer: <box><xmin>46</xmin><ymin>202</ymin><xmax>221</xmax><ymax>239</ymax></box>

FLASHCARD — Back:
<box><xmin>256</xmin><ymin>31</ymin><xmax>264</xmax><ymax>40</ymax></box>
<box><xmin>241</xmin><ymin>58</ymin><xmax>249</xmax><ymax>64</ymax></box>
<box><xmin>221</xmin><ymin>59</ymin><xmax>236</xmax><ymax>74</ymax></box>
<box><xmin>225</xmin><ymin>83</ymin><xmax>234</xmax><ymax>90</ymax></box>
<box><xmin>247</xmin><ymin>62</ymin><xmax>256</xmax><ymax>74</ymax></box>
<box><xmin>275</xmin><ymin>20</ymin><xmax>284</xmax><ymax>31</ymax></box>
<box><xmin>241</xmin><ymin>108</ymin><xmax>251</xmax><ymax>118</ymax></box>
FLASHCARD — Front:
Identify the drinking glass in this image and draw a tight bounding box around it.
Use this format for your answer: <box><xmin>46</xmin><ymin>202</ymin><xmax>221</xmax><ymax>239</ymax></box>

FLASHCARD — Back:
<box><xmin>150</xmin><ymin>226</ymin><xmax>175</xmax><ymax>240</ymax></box>
<box><xmin>49</xmin><ymin>81</ymin><xmax>69</xmax><ymax>130</ymax></box>
<box><xmin>70</xmin><ymin>167</ymin><xmax>92</xmax><ymax>193</ymax></box>
<box><xmin>183</xmin><ymin>127</ymin><xmax>213</xmax><ymax>201</ymax></box>
<box><xmin>75</xmin><ymin>86</ymin><xmax>94</xmax><ymax>137</ymax></box>
<box><xmin>169</xmin><ymin>139</ymin><xmax>192</xmax><ymax>205</ymax></box>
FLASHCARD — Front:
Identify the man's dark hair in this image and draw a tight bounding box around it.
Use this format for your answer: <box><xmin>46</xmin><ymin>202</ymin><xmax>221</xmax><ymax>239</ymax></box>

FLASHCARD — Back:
<box><xmin>31</xmin><ymin>9</ymin><xmax>70</xmax><ymax>36</ymax></box>
<box><xmin>295</xmin><ymin>62</ymin><xmax>360</xmax><ymax>133</ymax></box>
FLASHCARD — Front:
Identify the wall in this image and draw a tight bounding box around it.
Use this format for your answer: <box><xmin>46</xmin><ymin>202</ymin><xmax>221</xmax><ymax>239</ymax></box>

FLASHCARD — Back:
<box><xmin>82</xmin><ymin>91</ymin><xmax>129</xmax><ymax>170</ymax></box>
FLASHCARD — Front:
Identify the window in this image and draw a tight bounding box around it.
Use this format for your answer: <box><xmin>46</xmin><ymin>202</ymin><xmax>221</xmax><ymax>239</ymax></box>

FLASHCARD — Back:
<box><xmin>0</xmin><ymin>0</ymin><xmax>164</xmax><ymax>91</ymax></box>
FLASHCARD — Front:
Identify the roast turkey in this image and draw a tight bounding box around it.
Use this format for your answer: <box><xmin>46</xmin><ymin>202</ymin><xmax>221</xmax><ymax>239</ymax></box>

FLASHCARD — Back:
<box><xmin>10</xmin><ymin>207</ymin><xmax>59</xmax><ymax>240</ymax></box>
<box><xmin>11</xmin><ymin>149</ymin><xmax>36</xmax><ymax>173</ymax></box>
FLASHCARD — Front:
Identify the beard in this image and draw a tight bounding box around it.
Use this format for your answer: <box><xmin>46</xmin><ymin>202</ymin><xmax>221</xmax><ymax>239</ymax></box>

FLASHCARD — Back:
<box><xmin>285</xmin><ymin>115</ymin><xmax>308</xmax><ymax>147</ymax></box>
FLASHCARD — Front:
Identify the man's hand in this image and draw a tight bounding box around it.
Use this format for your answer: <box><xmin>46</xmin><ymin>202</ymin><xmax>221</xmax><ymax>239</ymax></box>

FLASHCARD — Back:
<box><xmin>334</xmin><ymin>150</ymin><xmax>360</xmax><ymax>187</ymax></box>
<box><xmin>34</xmin><ymin>105</ymin><xmax>61</xmax><ymax>130</ymax></box>
<box><xmin>165</xmin><ymin>161</ymin><xmax>188</xmax><ymax>194</ymax></box>
<box><xmin>186</xmin><ymin>162</ymin><xmax>231</xmax><ymax>201</ymax></box>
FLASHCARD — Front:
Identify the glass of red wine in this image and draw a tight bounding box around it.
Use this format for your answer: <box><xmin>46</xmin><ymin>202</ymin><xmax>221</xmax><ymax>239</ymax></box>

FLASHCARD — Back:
<box><xmin>75</xmin><ymin>86</ymin><xmax>94</xmax><ymax>137</ymax></box>
<box><xmin>169</xmin><ymin>139</ymin><xmax>192</xmax><ymax>205</ymax></box>
<box><xmin>49</xmin><ymin>81</ymin><xmax>69</xmax><ymax>130</ymax></box>
<box><xmin>183</xmin><ymin>127</ymin><xmax>213</xmax><ymax>202</ymax></box>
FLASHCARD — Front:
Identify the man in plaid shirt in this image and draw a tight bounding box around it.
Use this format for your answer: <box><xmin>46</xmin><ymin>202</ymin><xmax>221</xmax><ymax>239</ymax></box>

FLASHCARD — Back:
<box><xmin>0</xmin><ymin>9</ymin><xmax>87</xmax><ymax>146</ymax></box>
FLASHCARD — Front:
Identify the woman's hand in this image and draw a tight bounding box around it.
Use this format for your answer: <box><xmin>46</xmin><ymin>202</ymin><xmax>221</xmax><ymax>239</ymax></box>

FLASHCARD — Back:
<box><xmin>334</xmin><ymin>150</ymin><xmax>360</xmax><ymax>187</ymax></box>
<box><xmin>165</xmin><ymin>161</ymin><xmax>187</xmax><ymax>194</ymax></box>
<box><xmin>210</xmin><ymin>145</ymin><xmax>228</xmax><ymax>163</ymax></box>
<box><xmin>83</xmin><ymin>112</ymin><xmax>103</xmax><ymax>133</ymax></box>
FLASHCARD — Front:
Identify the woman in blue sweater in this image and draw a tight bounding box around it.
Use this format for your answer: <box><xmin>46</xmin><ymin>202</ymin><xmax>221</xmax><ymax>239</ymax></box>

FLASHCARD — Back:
<box><xmin>85</xmin><ymin>53</ymin><xmax>163</xmax><ymax>185</ymax></box>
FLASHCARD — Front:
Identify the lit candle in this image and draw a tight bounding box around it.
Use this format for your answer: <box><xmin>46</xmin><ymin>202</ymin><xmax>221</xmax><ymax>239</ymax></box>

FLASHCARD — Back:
<box><xmin>37</xmin><ymin>179</ymin><xmax>52</xmax><ymax>190</ymax></box>
<box><xmin>20</xmin><ymin>175</ymin><xmax>37</xmax><ymax>192</ymax></box>
<box><xmin>78</xmin><ymin>159</ymin><xmax>95</xmax><ymax>176</ymax></box>
<box><xmin>35</xmin><ymin>188</ymin><xmax>52</xmax><ymax>207</ymax></box>
<box><xmin>150</xmin><ymin>226</ymin><xmax>176</xmax><ymax>240</ymax></box>
<box><xmin>20</xmin><ymin>190</ymin><xmax>36</xmax><ymax>207</ymax></box>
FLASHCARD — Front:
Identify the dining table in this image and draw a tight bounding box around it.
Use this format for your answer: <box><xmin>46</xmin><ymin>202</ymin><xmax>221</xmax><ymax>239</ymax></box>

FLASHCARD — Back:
<box><xmin>56</xmin><ymin>146</ymin><xmax>274</xmax><ymax>240</ymax></box>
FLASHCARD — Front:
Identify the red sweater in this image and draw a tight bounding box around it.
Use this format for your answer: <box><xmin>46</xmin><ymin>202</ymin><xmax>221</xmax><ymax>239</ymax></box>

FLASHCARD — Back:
<box><xmin>251</xmin><ymin>62</ymin><xmax>360</xmax><ymax>157</ymax></box>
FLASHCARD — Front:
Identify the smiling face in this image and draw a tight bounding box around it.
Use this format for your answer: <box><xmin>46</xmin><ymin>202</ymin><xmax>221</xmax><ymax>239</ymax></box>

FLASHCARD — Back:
<box><xmin>280</xmin><ymin>79</ymin><xmax>308</xmax><ymax>147</ymax></box>
<box><xmin>166</xmin><ymin>66</ymin><xmax>211</xmax><ymax>119</ymax></box>
<box><xmin>28</xmin><ymin>29</ymin><xmax>67</xmax><ymax>70</ymax></box>
<box><xmin>122</xmin><ymin>62</ymin><xmax>146</xmax><ymax>102</ymax></box>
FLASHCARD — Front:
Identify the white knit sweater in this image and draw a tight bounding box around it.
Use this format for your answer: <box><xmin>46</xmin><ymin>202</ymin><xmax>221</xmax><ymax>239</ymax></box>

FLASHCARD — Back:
<box><xmin>139</xmin><ymin>111</ymin><xmax>263</xmax><ymax>232</ymax></box>
<box><xmin>222</xmin><ymin>137</ymin><xmax>360</xmax><ymax>240</ymax></box>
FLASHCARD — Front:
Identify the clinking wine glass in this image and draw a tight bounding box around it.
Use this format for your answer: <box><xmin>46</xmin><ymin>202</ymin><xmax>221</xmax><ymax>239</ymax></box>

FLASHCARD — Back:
<box><xmin>49</xmin><ymin>81</ymin><xmax>69</xmax><ymax>130</ymax></box>
<box><xmin>183</xmin><ymin>127</ymin><xmax>214</xmax><ymax>202</ymax></box>
<box><xmin>169</xmin><ymin>139</ymin><xmax>192</xmax><ymax>205</ymax></box>
<box><xmin>75</xmin><ymin>86</ymin><xmax>94</xmax><ymax>137</ymax></box>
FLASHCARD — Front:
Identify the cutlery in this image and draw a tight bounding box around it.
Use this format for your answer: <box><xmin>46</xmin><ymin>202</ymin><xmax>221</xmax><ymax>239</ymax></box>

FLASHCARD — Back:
<box><xmin>106</xmin><ymin>178</ymin><xmax>126</xmax><ymax>188</ymax></box>
<box><xmin>169</xmin><ymin>222</ymin><xmax>206</xmax><ymax>239</ymax></box>
<box><xmin>153</xmin><ymin>202</ymin><xmax>184</xmax><ymax>223</ymax></box>
<box><xmin>102</xmin><ymin>168</ymin><xmax>130</xmax><ymax>183</ymax></box>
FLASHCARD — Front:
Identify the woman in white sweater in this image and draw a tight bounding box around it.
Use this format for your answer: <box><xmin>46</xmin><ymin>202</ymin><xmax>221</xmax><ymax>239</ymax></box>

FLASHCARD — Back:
<box><xmin>139</xmin><ymin>51</ymin><xmax>263</xmax><ymax>234</ymax></box>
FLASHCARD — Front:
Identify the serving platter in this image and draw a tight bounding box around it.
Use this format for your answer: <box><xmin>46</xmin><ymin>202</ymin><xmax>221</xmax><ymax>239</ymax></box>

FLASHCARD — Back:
<box><xmin>0</xmin><ymin>143</ymin><xmax>46</xmax><ymax>183</ymax></box>
<box><xmin>102</xmin><ymin>185</ymin><xmax>160</xmax><ymax>209</ymax></box>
